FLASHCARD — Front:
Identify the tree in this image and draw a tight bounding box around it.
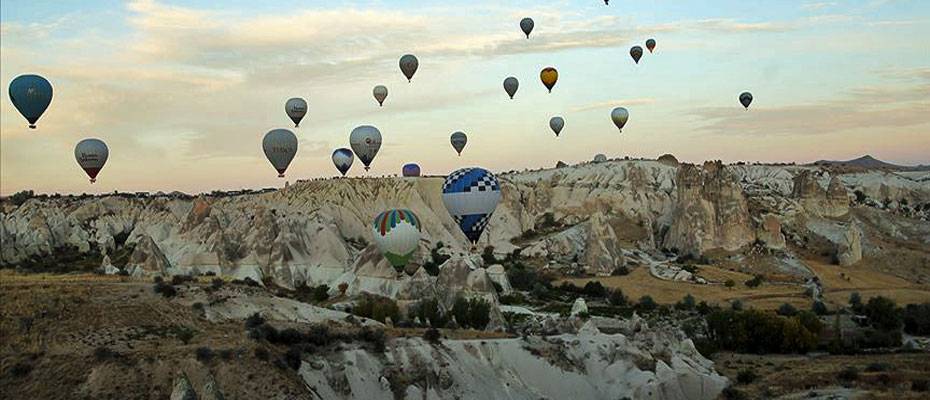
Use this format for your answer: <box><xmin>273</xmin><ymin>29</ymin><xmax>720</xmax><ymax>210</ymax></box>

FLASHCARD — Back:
<box><xmin>777</xmin><ymin>303</ymin><xmax>798</xmax><ymax>317</ymax></box>
<box><xmin>10</xmin><ymin>190</ymin><xmax>35</xmax><ymax>206</ymax></box>
<box><xmin>849</xmin><ymin>292</ymin><xmax>863</xmax><ymax>313</ymax></box>
<box><xmin>676</xmin><ymin>294</ymin><xmax>696</xmax><ymax>311</ymax></box>
<box><xmin>812</xmin><ymin>301</ymin><xmax>829</xmax><ymax>316</ymax></box>
<box><xmin>637</xmin><ymin>295</ymin><xmax>657</xmax><ymax>312</ymax></box>
<box><xmin>862</xmin><ymin>296</ymin><xmax>901</xmax><ymax>331</ymax></box>
<box><xmin>482</xmin><ymin>246</ymin><xmax>497</xmax><ymax>265</ymax></box>
<box><xmin>608</xmin><ymin>289</ymin><xmax>627</xmax><ymax>306</ymax></box>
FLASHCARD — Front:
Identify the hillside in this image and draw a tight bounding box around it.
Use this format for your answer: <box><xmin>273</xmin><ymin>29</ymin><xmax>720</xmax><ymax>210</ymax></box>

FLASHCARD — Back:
<box><xmin>2</xmin><ymin>158</ymin><xmax>930</xmax><ymax>399</ymax></box>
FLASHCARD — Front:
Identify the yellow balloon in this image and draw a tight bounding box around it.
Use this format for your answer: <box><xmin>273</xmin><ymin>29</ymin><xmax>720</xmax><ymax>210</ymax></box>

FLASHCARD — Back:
<box><xmin>540</xmin><ymin>67</ymin><xmax>558</xmax><ymax>93</ymax></box>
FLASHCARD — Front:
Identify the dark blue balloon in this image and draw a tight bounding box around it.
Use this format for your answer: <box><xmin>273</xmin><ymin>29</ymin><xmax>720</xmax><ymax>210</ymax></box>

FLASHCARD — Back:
<box><xmin>402</xmin><ymin>163</ymin><xmax>420</xmax><ymax>177</ymax></box>
<box><xmin>9</xmin><ymin>74</ymin><xmax>53</xmax><ymax>129</ymax></box>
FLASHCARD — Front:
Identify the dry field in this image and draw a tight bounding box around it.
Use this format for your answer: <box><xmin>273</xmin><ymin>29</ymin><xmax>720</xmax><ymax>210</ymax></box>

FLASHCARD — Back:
<box><xmin>558</xmin><ymin>258</ymin><xmax>930</xmax><ymax>310</ymax></box>
<box><xmin>558</xmin><ymin>265</ymin><xmax>812</xmax><ymax>310</ymax></box>
<box><xmin>713</xmin><ymin>352</ymin><xmax>930</xmax><ymax>399</ymax></box>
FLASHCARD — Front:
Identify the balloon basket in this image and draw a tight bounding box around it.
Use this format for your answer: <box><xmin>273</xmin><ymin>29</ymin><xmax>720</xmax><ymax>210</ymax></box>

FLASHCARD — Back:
<box><xmin>28</xmin><ymin>124</ymin><xmax>36</xmax><ymax>129</ymax></box>
<box><xmin>90</xmin><ymin>178</ymin><xmax>96</xmax><ymax>184</ymax></box>
<box><xmin>278</xmin><ymin>173</ymin><xmax>285</xmax><ymax>178</ymax></box>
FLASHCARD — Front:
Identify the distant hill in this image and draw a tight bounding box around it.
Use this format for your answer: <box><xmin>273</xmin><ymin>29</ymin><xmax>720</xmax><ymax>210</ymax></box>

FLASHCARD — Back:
<box><xmin>811</xmin><ymin>155</ymin><xmax>930</xmax><ymax>171</ymax></box>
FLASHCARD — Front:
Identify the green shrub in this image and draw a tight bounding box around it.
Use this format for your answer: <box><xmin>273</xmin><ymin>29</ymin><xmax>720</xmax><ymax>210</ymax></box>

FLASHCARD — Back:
<box><xmin>903</xmin><ymin>303</ymin><xmax>930</xmax><ymax>335</ymax></box>
<box><xmin>675</xmin><ymin>294</ymin><xmax>696</xmax><ymax>311</ymax></box>
<box><xmin>354</xmin><ymin>295</ymin><xmax>400</xmax><ymax>323</ymax></box>
<box><xmin>583</xmin><ymin>281</ymin><xmax>608</xmax><ymax>298</ymax></box>
<box><xmin>411</xmin><ymin>298</ymin><xmax>447</xmax><ymax>327</ymax></box>
<box><xmin>637</xmin><ymin>296</ymin><xmax>657</xmax><ymax>312</ymax></box>
<box><xmin>837</xmin><ymin>366</ymin><xmax>858</xmax><ymax>382</ymax></box>
<box><xmin>725</xmin><ymin>279</ymin><xmax>736</xmax><ymax>288</ymax></box>
<box><xmin>736</xmin><ymin>369</ymin><xmax>757</xmax><ymax>384</ymax></box>
<box><xmin>153</xmin><ymin>281</ymin><xmax>177</xmax><ymax>298</ymax></box>
<box><xmin>744</xmin><ymin>275</ymin><xmax>763</xmax><ymax>288</ymax></box>
<box><xmin>608</xmin><ymin>289</ymin><xmax>628</xmax><ymax>306</ymax></box>
<box><xmin>776</xmin><ymin>303</ymin><xmax>798</xmax><ymax>316</ymax></box>
<box><xmin>423</xmin><ymin>328</ymin><xmax>441</xmax><ymax>344</ymax></box>
<box><xmin>451</xmin><ymin>297</ymin><xmax>492</xmax><ymax>330</ymax></box>
<box><xmin>195</xmin><ymin>347</ymin><xmax>215</xmax><ymax>362</ymax></box>
<box><xmin>611</xmin><ymin>266</ymin><xmax>630</xmax><ymax>276</ymax></box>
<box><xmin>10</xmin><ymin>190</ymin><xmax>35</xmax><ymax>206</ymax></box>
<box><xmin>812</xmin><ymin>301</ymin><xmax>829</xmax><ymax>315</ymax></box>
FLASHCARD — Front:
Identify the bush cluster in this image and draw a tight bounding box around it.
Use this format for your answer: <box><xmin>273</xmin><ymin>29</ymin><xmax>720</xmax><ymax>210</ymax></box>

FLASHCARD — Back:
<box><xmin>153</xmin><ymin>280</ymin><xmax>177</xmax><ymax>298</ymax></box>
<box><xmin>245</xmin><ymin>313</ymin><xmax>386</xmax><ymax>354</ymax></box>
<box><xmin>353</xmin><ymin>295</ymin><xmax>400</xmax><ymax>323</ymax></box>
<box><xmin>451</xmin><ymin>297</ymin><xmax>492</xmax><ymax>330</ymax></box>
<box><xmin>704</xmin><ymin>309</ymin><xmax>823</xmax><ymax>354</ymax></box>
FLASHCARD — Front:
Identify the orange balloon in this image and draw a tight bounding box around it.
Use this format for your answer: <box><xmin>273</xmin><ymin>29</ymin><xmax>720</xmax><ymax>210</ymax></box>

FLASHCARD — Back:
<box><xmin>540</xmin><ymin>67</ymin><xmax>558</xmax><ymax>93</ymax></box>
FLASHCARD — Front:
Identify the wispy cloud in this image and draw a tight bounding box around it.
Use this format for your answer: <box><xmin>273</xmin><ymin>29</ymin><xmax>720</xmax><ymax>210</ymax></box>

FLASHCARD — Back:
<box><xmin>569</xmin><ymin>99</ymin><xmax>656</xmax><ymax>113</ymax></box>
<box><xmin>801</xmin><ymin>2</ymin><xmax>838</xmax><ymax>12</ymax></box>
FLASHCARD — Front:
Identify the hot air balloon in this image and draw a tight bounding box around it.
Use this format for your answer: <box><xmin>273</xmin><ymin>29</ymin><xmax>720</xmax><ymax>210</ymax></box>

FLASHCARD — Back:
<box><xmin>372</xmin><ymin>209</ymin><xmax>422</xmax><ymax>273</ymax></box>
<box><xmin>332</xmin><ymin>148</ymin><xmax>354</xmax><ymax>176</ymax></box>
<box><xmin>263</xmin><ymin>129</ymin><xmax>298</xmax><ymax>178</ymax></box>
<box><xmin>520</xmin><ymin>18</ymin><xmax>534</xmax><ymax>38</ymax></box>
<box><xmin>74</xmin><ymin>138</ymin><xmax>108</xmax><ymax>183</ymax></box>
<box><xmin>285</xmin><ymin>98</ymin><xmax>307</xmax><ymax>127</ymax></box>
<box><xmin>646</xmin><ymin>38</ymin><xmax>656</xmax><ymax>53</ymax></box>
<box><xmin>549</xmin><ymin>116</ymin><xmax>565</xmax><ymax>137</ymax></box>
<box><xmin>402</xmin><ymin>163</ymin><xmax>421</xmax><ymax>177</ymax></box>
<box><xmin>373</xmin><ymin>85</ymin><xmax>388</xmax><ymax>106</ymax></box>
<box><xmin>442</xmin><ymin>167</ymin><xmax>501</xmax><ymax>245</ymax></box>
<box><xmin>594</xmin><ymin>154</ymin><xmax>607</xmax><ymax>163</ymax></box>
<box><xmin>611</xmin><ymin>107</ymin><xmax>629</xmax><ymax>132</ymax></box>
<box><xmin>503</xmin><ymin>77</ymin><xmax>519</xmax><ymax>99</ymax></box>
<box><xmin>9</xmin><ymin>74</ymin><xmax>53</xmax><ymax>129</ymax></box>
<box><xmin>450</xmin><ymin>131</ymin><xmax>467</xmax><ymax>156</ymax></box>
<box><xmin>350</xmin><ymin>125</ymin><xmax>382</xmax><ymax>171</ymax></box>
<box><xmin>630</xmin><ymin>46</ymin><xmax>644</xmax><ymax>64</ymax></box>
<box><xmin>540</xmin><ymin>67</ymin><xmax>558</xmax><ymax>93</ymax></box>
<box><xmin>739</xmin><ymin>92</ymin><xmax>753</xmax><ymax>109</ymax></box>
<box><xmin>604</xmin><ymin>1</ymin><xmax>609</xmax><ymax>5</ymax></box>
<box><xmin>399</xmin><ymin>54</ymin><xmax>419</xmax><ymax>82</ymax></box>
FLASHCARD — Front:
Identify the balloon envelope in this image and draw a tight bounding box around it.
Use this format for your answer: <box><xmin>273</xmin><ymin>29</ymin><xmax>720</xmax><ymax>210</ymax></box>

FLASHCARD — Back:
<box><xmin>611</xmin><ymin>107</ymin><xmax>629</xmax><ymax>132</ymax></box>
<box><xmin>373</xmin><ymin>85</ymin><xmax>388</xmax><ymax>106</ymax></box>
<box><xmin>540</xmin><ymin>67</ymin><xmax>558</xmax><ymax>93</ymax></box>
<box><xmin>263</xmin><ymin>129</ymin><xmax>298</xmax><ymax>177</ymax></box>
<box><xmin>549</xmin><ymin>116</ymin><xmax>565</xmax><ymax>137</ymax></box>
<box><xmin>630</xmin><ymin>46</ymin><xmax>644</xmax><ymax>64</ymax></box>
<box><xmin>9</xmin><ymin>74</ymin><xmax>53</xmax><ymax>129</ymax></box>
<box><xmin>739</xmin><ymin>92</ymin><xmax>753</xmax><ymax>109</ymax></box>
<box><xmin>285</xmin><ymin>98</ymin><xmax>307</xmax><ymax>127</ymax></box>
<box><xmin>399</xmin><ymin>54</ymin><xmax>419</xmax><ymax>82</ymax></box>
<box><xmin>350</xmin><ymin>125</ymin><xmax>382</xmax><ymax>171</ymax></box>
<box><xmin>503</xmin><ymin>77</ymin><xmax>519</xmax><ymax>99</ymax></box>
<box><xmin>646</xmin><ymin>38</ymin><xmax>656</xmax><ymax>53</ymax></box>
<box><xmin>520</xmin><ymin>17</ymin><xmax>534</xmax><ymax>38</ymax></box>
<box><xmin>74</xmin><ymin>138</ymin><xmax>108</xmax><ymax>183</ymax></box>
<box><xmin>402</xmin><ymin>163</ymin><xmax>421</xmax><ymax>177</ymax></box>
<box><xmin>450</xmin><ymin>131</ymin><xmax>467</xmax><ymax>155</ymax></box>
<box><xmin>372</xmin><ymin>209</ymin><xmax>422</xmax><ymax>272</ymax></box>
<box><xmin>332</xmin><ymin>148</ymin><xmax>354</xmax><ymax>176</ymax></box>
<box><xmin>442</xmin><ymin>167</ymin><xmax>501</xmax><ymax>244</ymax></box>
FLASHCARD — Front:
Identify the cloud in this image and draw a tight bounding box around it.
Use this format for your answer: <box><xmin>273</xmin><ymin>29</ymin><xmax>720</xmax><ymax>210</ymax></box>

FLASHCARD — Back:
<box><xmin>569</xmin><ymin>99</ymin><xmax>657</xmax><ymax>113</ymax></box>
<box><xmin>801</xmin><ymin>2</ymin><xmax>838</xmax><ymax>12</ymax></box>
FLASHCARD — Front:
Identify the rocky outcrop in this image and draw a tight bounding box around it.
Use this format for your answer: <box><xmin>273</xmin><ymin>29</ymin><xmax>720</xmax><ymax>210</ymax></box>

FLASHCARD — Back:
<box><xmin>756</xmin><ymin>214</ymin><xmax>786</xmax><ymax>250</ymax></box>
<box><xmin>570</xmin><ymin>297</ymin><xmax>588</xmax><ymax>316</ymax></box>
<box><xmin>837</xmin><ymin>223</ymin><xmax>862</xmax><ymax>266</ymax></box>
<box><xmin>127</xmin><ymin>235</ymin><xmax>171</xmax><ymax>277</ymax></box>
<box><xmin>792</xmin><ymin>171</ymin><xmax>849</xmax><ymax>217</ymax></box>
<box><xmin>663</xmin><ymin>161</ymin><xmax>754</xmax><ymax>256</ymax></box>
<box><xmin>170</xmin><ymin>373</ymin><xmax>197</xmax><ymax>400</ymax></box>
<box><xmin>297</xmin><ymin>330</ymin><xmax>728</xmax><ymax>400</ymax></box>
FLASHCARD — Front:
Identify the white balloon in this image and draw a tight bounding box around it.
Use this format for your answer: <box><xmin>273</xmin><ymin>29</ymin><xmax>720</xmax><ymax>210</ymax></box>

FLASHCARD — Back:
<box><xmin>263</xmin><ymin>129</ymin><xmax>298</xmax><ymax>177</ymax></box>
<box><xmin>74</xmin><ymin>138</ymin><xmax>109</xmax><ymax>183</ymax></box>
<box><xmin>373</xmin><ymin>85</ymin><xmax>388</xmax><ymax>106</ymax></box>
<box><xmin>285</xmin><ymin>98</ymin><xmax>307</xmax><ymax>127</ymax></box>
<box><xmin>350</xmin><ymin>125</ymin><xmax>382</xmax><ymax>171</ymax></box>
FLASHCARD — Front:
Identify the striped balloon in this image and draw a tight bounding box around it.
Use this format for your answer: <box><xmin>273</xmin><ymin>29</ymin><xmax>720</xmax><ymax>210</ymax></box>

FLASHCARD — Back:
<box><xmin>372</xmin><ymin>209</ymin><xmax>422</xmax><ymax>272</ymax></box>
<box><xmin>441</xmin><ymin>167</ymin><xmax>501</xmax><ymax>244</ymax></box>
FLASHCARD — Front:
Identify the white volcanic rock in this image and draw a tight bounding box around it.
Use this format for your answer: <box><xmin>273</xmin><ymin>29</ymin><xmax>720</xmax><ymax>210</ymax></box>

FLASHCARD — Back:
<box><xmin>837</xmin><ymin>223</ymin><xmax>863</xmax><ymax>266</ymax></box>
<box><xmin>2</xmin><ymin>159</ymin><xmax>927</xmax><ymax>284</ymax></box>
<box><xmin>170</xmin><ymin>373</ymin><xmax>197</xmax><ymax>400</ymax></box>
<box><xmin>297</xmin><ymin>331</ymin><xmax>727</xmax><ymax>400</ymax></box>
<box><xmin>664</xmin><ymin>161</ymin><xmax>755</xmax><ymax>256</ymax></box>
<box><xmin>570</xmin><ymin>297</ymin><xmax>588</xmax><ymax>316</ymax></box>
<box><xmin>484</xmin><ymin>264</ymin><xmax>512</xmax><ymax>294</ymax></box>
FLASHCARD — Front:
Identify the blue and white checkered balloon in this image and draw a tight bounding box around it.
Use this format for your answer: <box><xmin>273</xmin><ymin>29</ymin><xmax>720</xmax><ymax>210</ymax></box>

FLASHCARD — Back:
<box><xmin>441</xmin><ymin>167</ymin><xmax>502</xmax><ymax>244</ymax></box>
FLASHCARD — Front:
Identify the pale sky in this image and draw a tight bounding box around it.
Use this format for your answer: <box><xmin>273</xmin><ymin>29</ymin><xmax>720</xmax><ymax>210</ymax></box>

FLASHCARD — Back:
<box><xmin>1</xmin><ymin>0</ymin><xmax>928</xmax><ymax>195</ymax></box>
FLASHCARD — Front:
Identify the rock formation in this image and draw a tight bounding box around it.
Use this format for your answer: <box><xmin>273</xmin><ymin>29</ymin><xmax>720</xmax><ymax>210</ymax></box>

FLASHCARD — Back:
<box><xmin>663</xmin><ymin>161</ymin><xmax>754</xmax><ymax>256</ymax></box>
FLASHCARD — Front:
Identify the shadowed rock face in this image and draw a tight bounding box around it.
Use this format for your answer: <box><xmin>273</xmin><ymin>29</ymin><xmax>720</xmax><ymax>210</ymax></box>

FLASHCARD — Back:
<box><xmin>663</xmin><ymin>161</ymin><xmax>754</xmax><ymax>257</ymax></box>
<box><xmin>2</xmin><ymin>160</ymin><xmax>928</xmax><ymax>285</ymax></box>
